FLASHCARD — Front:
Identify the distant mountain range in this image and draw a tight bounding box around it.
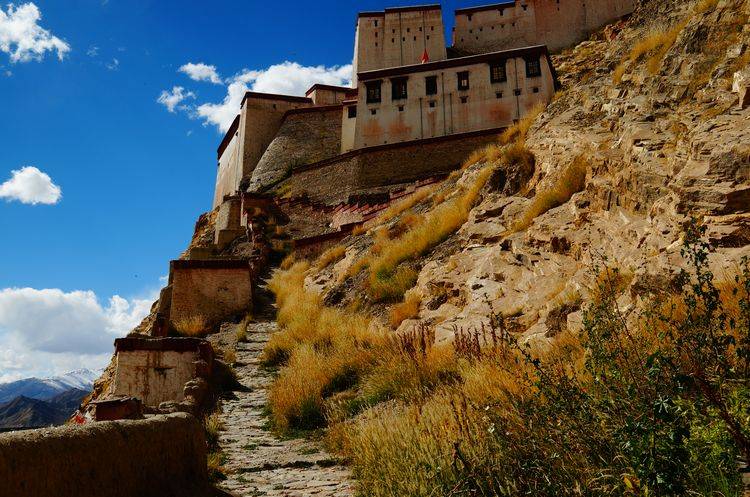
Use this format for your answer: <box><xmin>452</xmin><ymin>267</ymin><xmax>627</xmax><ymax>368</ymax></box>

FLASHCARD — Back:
<box><xmin>0</xmin><ymin>369</ymin><xmax>98</xmax><ymax>429</ymax></box>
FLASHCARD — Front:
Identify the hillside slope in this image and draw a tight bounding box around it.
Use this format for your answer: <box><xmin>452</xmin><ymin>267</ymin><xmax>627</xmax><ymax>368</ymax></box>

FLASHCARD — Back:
<box><xmin>262</xmin><ymin>0</ymin><xmax>750</xmax><ymax>495</ymax></box>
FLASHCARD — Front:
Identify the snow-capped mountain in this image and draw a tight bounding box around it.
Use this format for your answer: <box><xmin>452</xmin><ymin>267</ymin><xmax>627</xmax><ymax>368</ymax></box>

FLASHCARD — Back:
<box><xmin>0</xmin><ymin>369</ymin><xmax>99</xmax><ymax>404</ymax></box>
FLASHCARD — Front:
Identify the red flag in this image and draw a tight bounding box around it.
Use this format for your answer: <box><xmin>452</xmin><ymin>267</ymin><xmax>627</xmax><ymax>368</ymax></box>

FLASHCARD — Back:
<box><xmin>421</xmin><ymin>48</ymin><xmax>429</xmax><ymax>64</ymax></box>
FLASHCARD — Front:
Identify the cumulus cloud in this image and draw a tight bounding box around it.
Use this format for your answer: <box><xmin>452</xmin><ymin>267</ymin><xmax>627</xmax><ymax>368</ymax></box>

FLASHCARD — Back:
<box><xmin>179</xmin><ymin>62</ymin><xmax>221</xmax><ymax>84</ymax></box>
<box><xmin>0</xmin><ymin>3</ymin><xmax>70</xmax><ymax>63</ymax></box>
<box><xmin>194</xmin><ymin>61</ymin><xmax>352</xmax><ymax>132</ymax></box>
<box><xmin>157</xmin><ymin>86</ymin><xmax>195</xmax><ymax>113</ymax></box>
<box><xmin>0</xmin><ymin>287</ymin><xmax>154</xmax><ymax>380</ymax></box>
<box><xmin>0</xmin><ymin>166</ymin><xmax>61</xmax><ymax>205</ymax></box>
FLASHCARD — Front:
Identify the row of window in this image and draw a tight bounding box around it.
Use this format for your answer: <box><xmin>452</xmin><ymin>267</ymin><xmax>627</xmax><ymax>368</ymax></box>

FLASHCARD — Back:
<box><xmin>364</xmin><ymin>58</ymin><xmax>542</xmax><ymax>104</ymax></box>
<box><xmin>348</xmin><ymin>85</ymin><xmax>541</xmax><ymax>118</ymax></box>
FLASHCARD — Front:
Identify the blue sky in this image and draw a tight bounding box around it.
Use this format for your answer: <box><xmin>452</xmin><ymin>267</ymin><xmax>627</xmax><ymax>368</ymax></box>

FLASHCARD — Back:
<box><xmin>0</xmin><ymin>0</ymin><xmax>472</xmax><ymax>381</ymax></box>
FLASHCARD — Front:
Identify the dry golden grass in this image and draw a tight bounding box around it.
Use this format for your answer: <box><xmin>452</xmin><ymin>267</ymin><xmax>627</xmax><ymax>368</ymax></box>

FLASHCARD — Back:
<box><xmin>280</xmin><ymin>253</ymin><xmax>296</xmax><ymax>270</ymax></box>
<box><xmin>172</xmin><ymin>314</ymin><xmax>210</xmax><ymax>337</ymax></box>
<box><xmin>368</xmin><ymin>266</ymin><xmax>419</xmax><ymax>303</ymax></box>
<box><xmin>369</xmin><ymin>187</ymin><xmax>434</xmax><ymax>229</ymax></box>
<box><xmin>499</xmin><ymin>102</ymin><xmax>545</xmax><ymax>145</ymax></box>
<box><xmin>264</xmin><ymin>262</ymin><xmax>390</xmax><ymax>429</ymax></box>
<box><xmin>352</xmin><ymin>224</ymin><xmax>367</xmax><ymax>236</ymax></box>
<box><xmin>694</xmin><ymin>0</ymin><xmax>720</xmax><ymax>14</ymax></box>
<box><xmin>513</xmin><ymin>155</ymin><xmax>588</xmax><ymax>232</ymax></box>
<box><xmin>315</xmin><ymin>245</ymin><xmax>347</xmax><ymax>270</ymax></box>
<box><xmin>204</xmin><ymin>411</ymin><xmax>225</xmax><ymax>448</ymax></box>
<box><xmin>222</xmin><ymin>347</ymin><xmax>237</xmax><ymax>365</ymax></box>
<box><xmin>390</xmin><ymin>289</ymin><xmax>422</xmax><ymax>328</ymax></box>
<box><xmin>368</xmin><ymin>166</ymin><xmax>494</xmax><ymax>282</ymax></box>
<box><xmin>614</xmin><ymin>21</ymin><xmax>687</xmax><ymax>82</ymax></box>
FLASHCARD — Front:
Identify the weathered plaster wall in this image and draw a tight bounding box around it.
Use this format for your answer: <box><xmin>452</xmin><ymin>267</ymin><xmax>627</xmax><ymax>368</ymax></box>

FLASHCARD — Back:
<box><xmin>354</xmin><ymin>48</ymin><xmax>555</xmax><ymax>149</ymax></box>
<box><xmin>214</xmin><ymin>195</ymin><xmax>244</xmax><ymax>248</ymax></box>
<box><xmin>0</xmin><ymin>413</ymin><xmax>210</xmax><ymax>497</ymax></box>
<box><xmin>112</xmin><ymin>350</ymin><xmax>197</xmax><ymax>407</ymax></box>
<box><xmin>169</xmin><ymin>260</ymin><xmax>252</xmax><ymax>327</ymax></box>
<box><xmin>248</xmin><ymin>107</ymin><xmax>343</xmax><ymax>192</ymax></box>
<box><xmin>353</xmin><ymin>6</ymin><xmax>447</xmax><ymax>83</ymax></box>
<box><xmin>453</xmin><ymin>0</ymin><xmax>635</xmax><ymax>54</ymax></box>
<box><xmin>214</xmin><ymin>116</ymin><xmax>241</xmax><ymax>209</ymax></box>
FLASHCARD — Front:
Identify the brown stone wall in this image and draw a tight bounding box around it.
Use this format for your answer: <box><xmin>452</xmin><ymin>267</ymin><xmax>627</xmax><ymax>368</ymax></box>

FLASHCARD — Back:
<box><xmin>169</xmin><ymin>260</ymin><xmax>252</xmax><ymax>327</ymax></box>
<box><xmin>285</xmin><ymin>130</ymin><xmax>500</xmax><ymax>204</ymax></box>
<box><xmin>248</xmin><ymin>107</ymin><xmax>343</xmax><ymax>192</ymax></box>
<box><xmin>0</xmin><ymin>413</ymin><xmax>210</xmax><ymax>497</ymax></box>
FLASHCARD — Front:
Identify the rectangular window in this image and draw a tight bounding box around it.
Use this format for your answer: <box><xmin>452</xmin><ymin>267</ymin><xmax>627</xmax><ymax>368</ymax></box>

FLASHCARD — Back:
<box><xmin>457</xmin><ymin>71</ymin><xmax>470</xmax><ymax>91</ymax></box>
<box><xmin>366</xmin><ymin>81</ymin><xmax>382</xmax><ymax>104</ymax></box>
<box><xmin>425</xmin><ymin>75</ymin><xmax>438</xmax><ymax>96</ymax></box>
<box><xmin>391</xmin><ymin>77</ymin><xmax>408</xmax><ymax>100</ymax></box>
<box><xmin>347</xmin><ymin>106</ymin><xmax>357</xmax><ymax>118</ymax></box>
<box><xmin>525</xmin><ymin>57</ymin><xmax>542</xmax><ymax>78</ymax></box>
<box><xmin>489</xmin><ymin>61</ymin><xmax>507</xmax><ymax>83</ymax></box>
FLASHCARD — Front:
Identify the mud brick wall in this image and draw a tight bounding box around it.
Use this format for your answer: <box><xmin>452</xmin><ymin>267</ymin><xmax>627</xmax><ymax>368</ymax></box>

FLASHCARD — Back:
<box><xmin>0</xmin><ymin>413</ymin><xmax>210</xmax><ymax>497</ymax></box>
<box><xmin>169</xmin><ymin>259</ymin><xmax>252</xmax><ymax>327</ymax></box>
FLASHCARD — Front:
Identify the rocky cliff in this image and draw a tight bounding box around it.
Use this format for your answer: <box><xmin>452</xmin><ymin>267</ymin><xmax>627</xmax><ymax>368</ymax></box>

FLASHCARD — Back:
<box><xmin>303</xmin><ymin>0</ymin><xmax>750</xmax><ymax>345</ymax></box>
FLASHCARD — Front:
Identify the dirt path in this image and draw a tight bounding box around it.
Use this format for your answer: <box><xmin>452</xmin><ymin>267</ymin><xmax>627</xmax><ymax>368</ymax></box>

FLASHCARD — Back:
<box><xmin>217</xmin><ymin>320</ymin><xmax>354</xmax><ymax>497</ymax></box>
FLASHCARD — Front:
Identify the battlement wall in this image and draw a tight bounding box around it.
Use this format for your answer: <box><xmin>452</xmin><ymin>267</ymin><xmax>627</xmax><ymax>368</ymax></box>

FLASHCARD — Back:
<box><xmin>0</xmin><ymin>413</ymin><xmax>212</xmax><ymax>497</ymax></box>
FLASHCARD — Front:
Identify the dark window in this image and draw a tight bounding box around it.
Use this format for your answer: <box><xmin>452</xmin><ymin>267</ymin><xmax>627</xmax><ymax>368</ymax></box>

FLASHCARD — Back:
<box><xmin>374</xmin><ymin>20</ymin><xmax>378</xmax><ymax>26</ymax></box>
<box><xmin>533</xmin><ymin>87</ymin><xmax>540</xmax><ymax>93</ymax></box>
<box><xmin>374</xmin><ymin>32</ymin><xmax>378</xmax><ymax>37</ymax></box>
<box><xmin>428</xmin><ymin>100</ymin><xmax>436</xmax><ymax>108</ymax></box>
<box><xmin>371</xmin><ymin>108</ymin><xmax>377</xmax><ymax>115</ymax></box>
<box><xmin>496</xmin><ymin>91</ymin><xmax>503</xmax><ymax>99</ymax></box>
<box><xmin>425</xmin><ymin>75</ymin><xmax>438</xmax><ymax>96</ymax></box>
<box><xmin>525</xmin><ymin>57</ymin><xmax>542</xmax><ymax>78</ymax></box>
<box><xmin>398</xmin><ymin>105</ymin><xmax>404</xmax><ymax>112</ymax></box>
<box><xmin>366</xmin><ymin>81</ymin><xmax>382</xmax><ymax>103</ymax></box>
<box><xmin>490</xmin><ymin>61</ymin><xmax>507</xmax><ymax>83</ymax></box>
<box><xmin>460</xmin><ymin>96</ymin><xmax>468</xmax><ymax>104</ymax></box>
<box><xmin>457</xmin><ymin>71</ymin><xmax>470</xmax><ymax>91</ymax></box>
<box><xmin>391</xmin><ymin>77</ymin><xmax>408</xmax><ymax>100</ymax></box>
<box><xmin>348</xmin><ymin>106</ymin><xmax>357</xmax><ymax>118</ymax></box>
<box><xmin>514</xmin><ymin>88</ymin><xmax>522</xmax><ymax>96</ymax></box>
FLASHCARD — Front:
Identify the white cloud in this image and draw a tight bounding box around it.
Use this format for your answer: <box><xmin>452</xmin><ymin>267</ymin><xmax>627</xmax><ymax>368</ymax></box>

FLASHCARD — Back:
<box><xmin>194</xmin><ymin>61</ymin><xmax>352</xmax><ymax>132</ymax></box>
<box><xmin>86</xmin><ymin>45</ymin><xmax>98</xmax><ymax>57</ymax></box>
<box><xmin>0</xmin><ymin>166</ymin><xmax>61</xmax><ymax>205</ymax></box>
<box><xmin>179</xmin><ymin>62</ymin><xmax>221</xmax><ymax>84</ymax></box>
<box><xmin>157</xmin><ymin>86</ymin><xmax>195</xmax><ymax>113</ymax></box>
<box><xmin>106</xmin><ymin>57</ymin><xmax>119</xmax><ymax>71</ymax></box>
<box><xmin>0</xmin><ymin>287</ymin><xmax>154</xmax><ymax>380</ymax></box>
<box><xmin>0</xmin><ymin>3</ymin><xmax>70</xmax><ymax>63</ymax></box>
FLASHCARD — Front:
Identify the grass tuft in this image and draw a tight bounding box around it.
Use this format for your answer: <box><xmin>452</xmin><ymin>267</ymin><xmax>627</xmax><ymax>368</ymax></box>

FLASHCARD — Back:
<box><xmin>172</xmin><ymin>315</ymin><xmax>210</xmax><ymax>337</ymax></box>
<box><xmin>513</xmin><ymin>155</ymin><xmax>588</xmax><ymax>232</ymax></box>
<box><xmin>315</xmin><ymin>245</ymin><xmax>347</xmax><ymax>270</ymax></box>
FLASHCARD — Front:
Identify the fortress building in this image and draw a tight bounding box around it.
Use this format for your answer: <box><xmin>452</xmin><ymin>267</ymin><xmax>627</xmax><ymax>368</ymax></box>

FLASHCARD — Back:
<box><xmin>211</xmin><ymin>1</ymin><xmax>634</xmax><ymax>249</ymax></box>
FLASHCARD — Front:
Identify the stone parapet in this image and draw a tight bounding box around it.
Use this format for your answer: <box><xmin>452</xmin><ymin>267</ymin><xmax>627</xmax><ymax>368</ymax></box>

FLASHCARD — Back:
<box><xmin>0</xmin><ymin>413</ymin><xmax>212</xmax><ymax>497</ymax></box>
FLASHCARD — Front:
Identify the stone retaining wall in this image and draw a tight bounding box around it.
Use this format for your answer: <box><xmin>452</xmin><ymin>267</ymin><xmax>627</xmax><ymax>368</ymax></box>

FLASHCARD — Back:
<box><xmin>286</xmin><ymin>128</ymin><xmax>501</xmax><ymax>204</ymax></box>
<box><xmin>0</xmin><ymin>413</ymin><xmax>211</xmax><ymax>497</ymax></box>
